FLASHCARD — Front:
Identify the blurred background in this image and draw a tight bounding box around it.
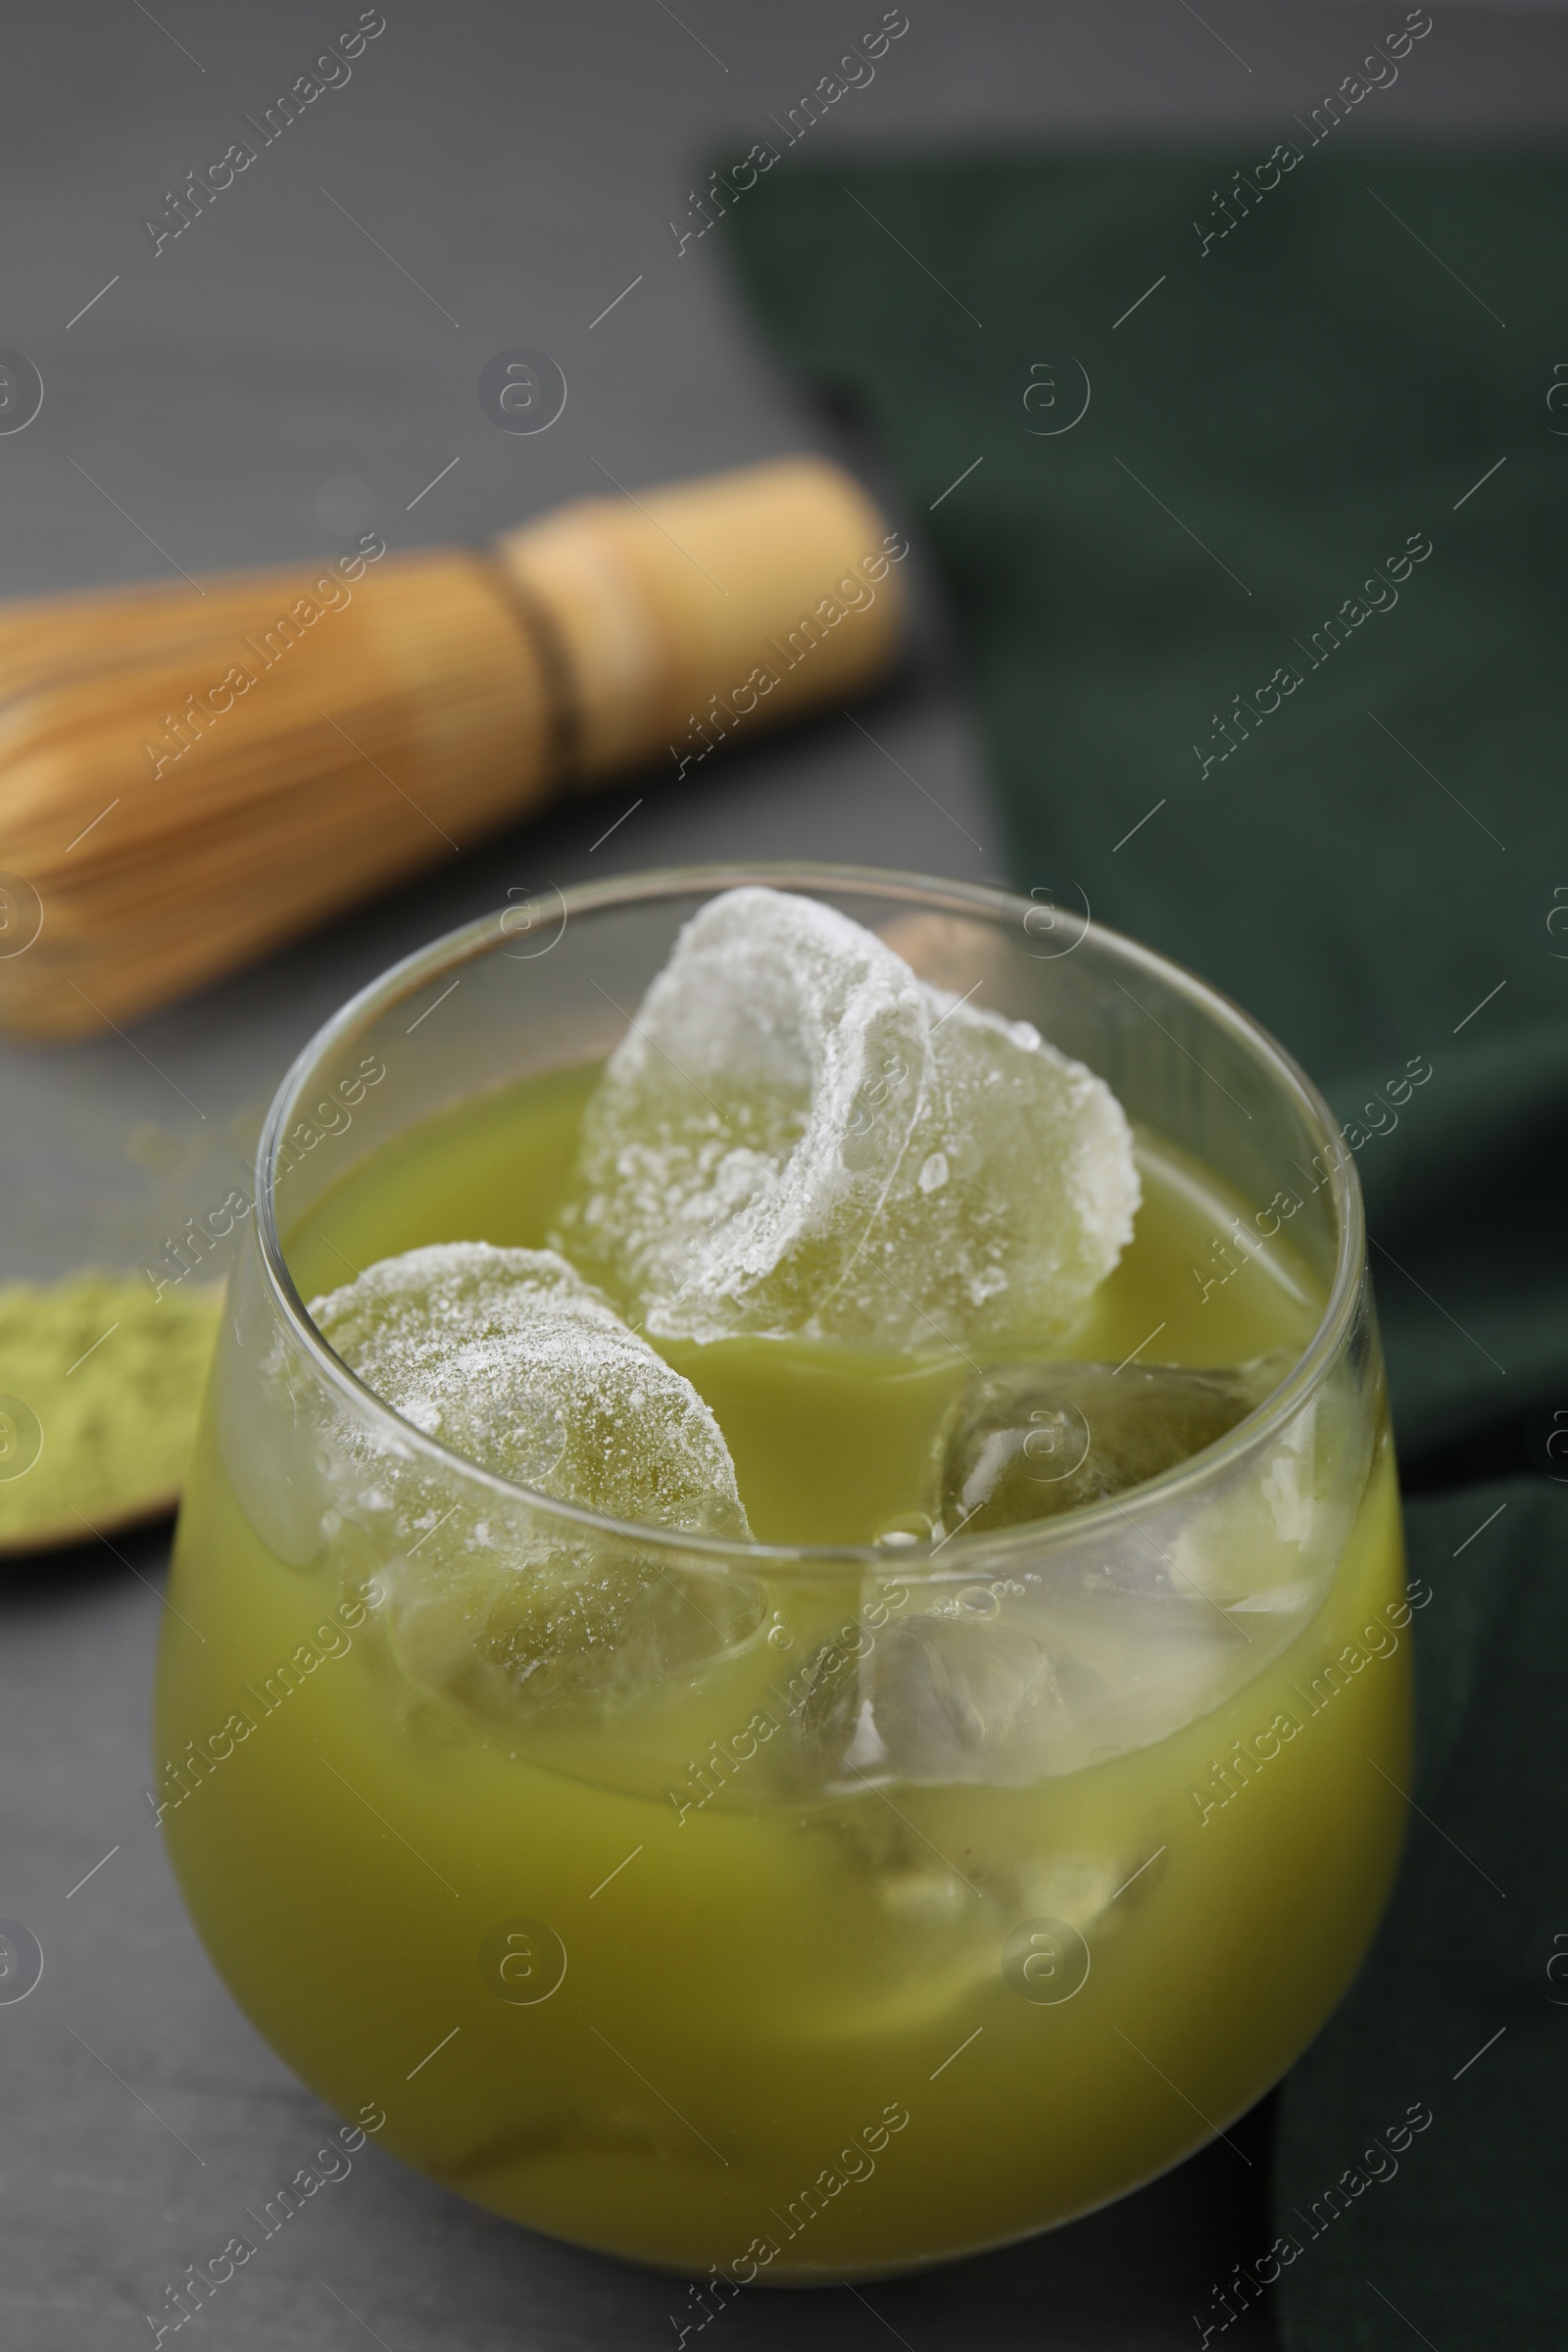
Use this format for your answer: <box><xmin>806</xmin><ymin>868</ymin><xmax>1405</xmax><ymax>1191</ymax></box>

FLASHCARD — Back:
<box><xmin>2</xmin><ymin>5</ymin><xmax>1564</xmax><ymax>2346</ymax></box>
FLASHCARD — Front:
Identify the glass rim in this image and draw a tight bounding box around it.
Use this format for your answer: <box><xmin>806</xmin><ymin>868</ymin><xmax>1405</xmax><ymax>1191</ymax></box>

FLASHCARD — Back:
<box><xmin>256</xmin><ymin>860</ymin><xmax>1366</xmax><ymax>1576</ymax></box>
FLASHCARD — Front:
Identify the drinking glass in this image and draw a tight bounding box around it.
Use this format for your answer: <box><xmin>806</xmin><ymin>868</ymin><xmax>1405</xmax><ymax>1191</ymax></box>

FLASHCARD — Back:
<box><xmin>155</xmin><ymin>865</ymin><xmax>1408</xmax><ymax>2281</ymax></box>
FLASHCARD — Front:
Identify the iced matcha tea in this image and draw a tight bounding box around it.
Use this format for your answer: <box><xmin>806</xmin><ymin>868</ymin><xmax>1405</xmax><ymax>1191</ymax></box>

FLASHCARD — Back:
<box><xmin>156</xmin><ymin>873</ymin><xmax>1409</xmax><ymax>2280</ymax></box>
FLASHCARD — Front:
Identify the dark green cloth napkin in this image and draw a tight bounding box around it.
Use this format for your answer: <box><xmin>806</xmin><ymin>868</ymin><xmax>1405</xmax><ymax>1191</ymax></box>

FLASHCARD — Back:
<box><xmin>724</xmin><ymin>146</ymin><xmax>1568</xmax><ymax>2347</ymax></box>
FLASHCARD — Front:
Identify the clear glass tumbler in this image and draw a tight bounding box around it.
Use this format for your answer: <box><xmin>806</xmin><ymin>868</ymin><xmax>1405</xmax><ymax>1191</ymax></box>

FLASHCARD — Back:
<box><xmin>155</xmin><ymin>864</ymin><xmax>1409</xmax><ymax>2282</ymax></box>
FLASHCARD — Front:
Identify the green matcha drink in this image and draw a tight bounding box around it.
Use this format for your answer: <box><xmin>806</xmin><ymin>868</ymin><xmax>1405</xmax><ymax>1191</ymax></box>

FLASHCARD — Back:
<box><xmin>154</xmin><ymin>875</ymin><xmax>1408</xmax><ymax>2280</ymax></box>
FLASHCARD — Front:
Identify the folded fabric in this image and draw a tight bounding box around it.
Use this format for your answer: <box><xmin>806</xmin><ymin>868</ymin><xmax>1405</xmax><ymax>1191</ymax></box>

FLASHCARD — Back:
<box><xmin>725</xmin><ymin>142</ymin><xmax>1568</xmax><ymax>2349</ymax></box>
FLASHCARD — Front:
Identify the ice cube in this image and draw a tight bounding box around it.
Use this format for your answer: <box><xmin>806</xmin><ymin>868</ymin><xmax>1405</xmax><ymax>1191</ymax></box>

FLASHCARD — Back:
<box><xmin>868</xmin><ymin>1616</ymin><xmax>1057</xmax><ymax>1780</ymax></box>
<box><xmin>792</xmin><ymin>1614</ymin><xmax>1060</xmax><ymax>1788</ymax></box>
<box><xmin>308</xmin><ymin>1246</ymin><xmax>761</xmax><ymax>1723</ymax></box>
<box><xmin>554</xmin><ymin>887</ymin><xmax>929</xmax><ymax>1344</ymax></box>
<box><xmin>309</xmin><ymin>1242</ymin><xmax>748</xmax><ymax>1537</ymax></box>
<box><xmin>1166</xmin><ymin>1377</ymin><xmax>1369</xmax><ymax>1613</ymax></box>
<box><xmin>375</xmin><ymin>1529</ymin><xmax>766</xmax><ymax>1724</ymax></box>
<box><xmin>935</xmin><ymin>1353</ymin><xmax>1288</xmax><ymax>1537</ymax></box>
<box><xmin>555</xmin><ymin>886</ymin><xmax>1138</xmax><ymax>1349</ymax></box>
<box><xmin>889</xmin><ymin>985</ymin><xmax>1139</xmax><ymax>1350</ymax></box>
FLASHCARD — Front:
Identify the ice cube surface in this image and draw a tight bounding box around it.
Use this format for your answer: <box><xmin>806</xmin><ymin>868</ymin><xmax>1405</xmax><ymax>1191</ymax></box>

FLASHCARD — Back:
<box><xmin>310</xmin><ymin>1244</ymin><xmax>760</xmax><ymax>1726</ymax></box>
<box><xmin>936</xmin><ymin>1353</ymin><xmax>1289</xmax><ymax>1537</ymax></box>
<box><xmin>791</xmin><ymin>1614</ymin><xmax>1060</xmax><ymax>1788</ymax></box>
<box><xmin>903</xmin><ymin>983</ymin><xmax>1139</xmax><ymax>1348</ymax></box>
<box><xmin>555</xmin><ymin>886</ymin><xmax>1139</xmax><ymax>1348</ymax></box>
<box><xmin>309</xmin><ymin>1242</ymin><xmax>749</xmax><ymax>1538</ymax></box>
<box><xmin>378</xmin><ymin>1534</ymin><xmax>765</xmax><ymax>1726</ymax></box>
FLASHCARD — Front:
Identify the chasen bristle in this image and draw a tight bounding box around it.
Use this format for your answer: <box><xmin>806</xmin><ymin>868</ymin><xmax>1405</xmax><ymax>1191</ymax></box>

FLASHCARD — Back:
<box><xmin>0</xmin><ymin>459</ymin><xmax>905</xmax><ymax>1040</ymax></box>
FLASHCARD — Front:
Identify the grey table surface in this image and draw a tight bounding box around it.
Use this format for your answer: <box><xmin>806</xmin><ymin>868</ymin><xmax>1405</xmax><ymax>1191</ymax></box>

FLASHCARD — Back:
<box><xmin>2</xmin><ymin>3</ymin><xmax>1564</xmax><ymax>2345</ymax></box>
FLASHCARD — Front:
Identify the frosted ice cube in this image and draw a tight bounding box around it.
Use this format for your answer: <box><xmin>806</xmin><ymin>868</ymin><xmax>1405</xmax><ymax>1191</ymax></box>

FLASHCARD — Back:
<box><xmin>309</xmin><ymin>1242</ymin><xmax>748</xmax><ymax>1537</ymax></box>
<box><xmin>555</xmin><ymin>886</ymin><xmax>1138</xmax><ymax>1348</ymax></box>
<box><xmin>554</xmin><ymin>887</ymin><xmax>930</xmax><ymax>1344</ymax></box>
<box><xmin>935</xmin><ymin>1353</ymin><xmax>1289</xmax><ymax>1537</ymax></box>
<box><xmin>887</xmin><ymin>985</ymin><xmax>1140</xmax><ymax>1349</ymax></box>
<box><xmin>308</xmin><ymin>1245</ymin><xmax>760</xmax><ymax>1722</ymax></box>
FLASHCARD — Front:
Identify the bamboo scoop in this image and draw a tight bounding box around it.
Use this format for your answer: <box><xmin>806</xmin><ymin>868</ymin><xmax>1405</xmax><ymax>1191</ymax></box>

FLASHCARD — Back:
<box><xmin>0</xmin><ymin>457</ymin><xmax>906</xmax><ymax>1041</ymax></box>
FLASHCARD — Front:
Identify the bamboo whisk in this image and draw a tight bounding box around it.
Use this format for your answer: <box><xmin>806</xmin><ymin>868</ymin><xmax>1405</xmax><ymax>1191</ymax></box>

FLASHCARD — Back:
<box><xmin>0</xmin><ymin>458</ymin><xmax>906</xmax><ymax>1041</ymax></box>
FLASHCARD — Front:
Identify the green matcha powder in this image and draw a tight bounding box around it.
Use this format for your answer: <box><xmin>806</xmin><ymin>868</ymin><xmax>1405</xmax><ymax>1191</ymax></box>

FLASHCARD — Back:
<box><xmin>0</xmin><ymin>1273</ymin><xmax>222</xmax><ymax>1551</ymax></box>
